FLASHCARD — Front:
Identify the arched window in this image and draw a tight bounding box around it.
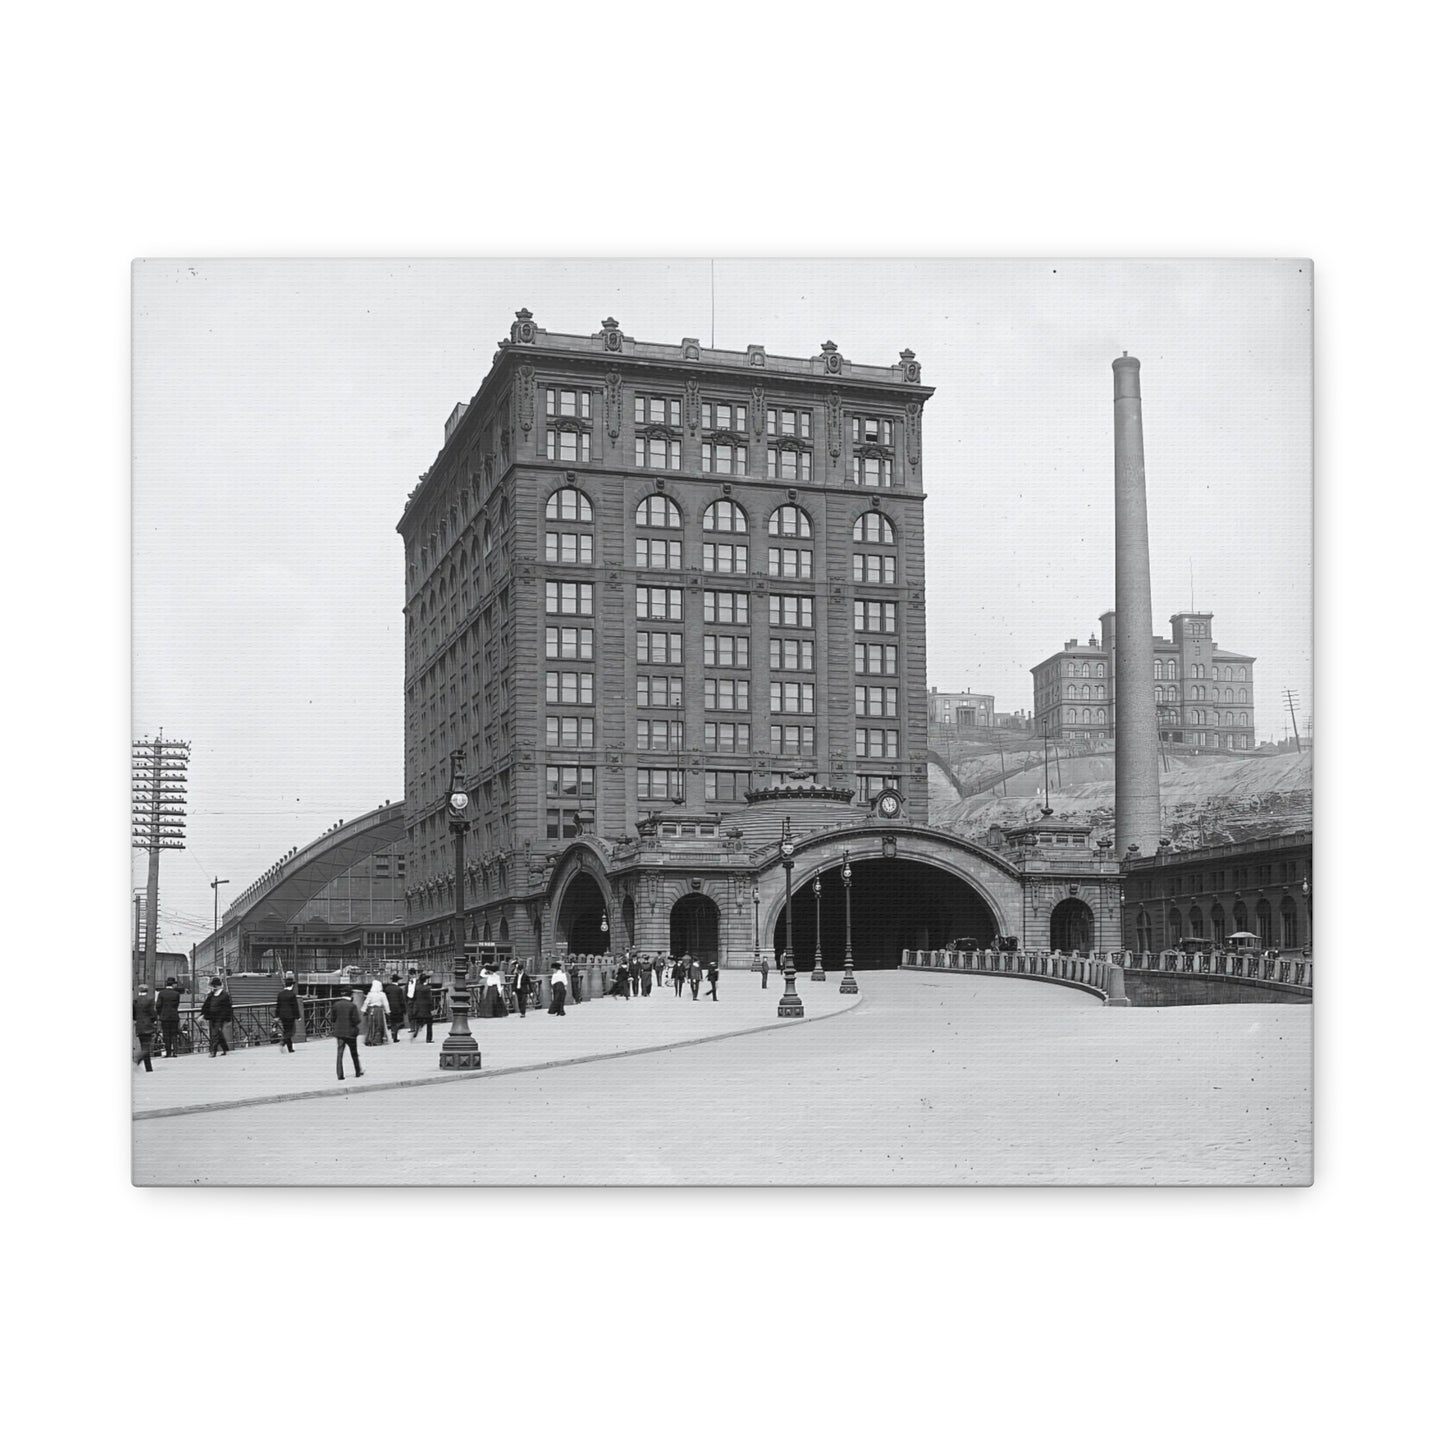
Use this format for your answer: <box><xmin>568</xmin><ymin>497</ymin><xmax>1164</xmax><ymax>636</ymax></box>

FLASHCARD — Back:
<box><xmin>769</xmin><ymin>504</ymin><xmax>812</xmax><ymax>538</ymax></box>
<box><xmin>1155</xmin><ymin>686</ymin><xmax>1163</xmax><ymax>703</ymax></box>
<box><xmin>1225</xmin><ymin>688</ymin><xmax>1234</xmax><ymax>703</ymax></box>
<box><xmin>1239</xmin><ymin>688</ymin><xmax>1249</xmax><ymax>703</ymax></box>
<box><xmin>1255</xmin><ymin>898</ymin><xmax>1273</xmax><ymax>949</ymax></box>
<box><xmin>1210</xmin><ymin>904</ymin><xmax>1226</xmax><ymax>947</ymax></box>
<box><xmin>1067</xmin><ymin>685</ymin><xmax>1076</xmax><ymax>699</ymax></box>
<box><xmin>853</xmin><ymin>512</ymin><xmax>895</xmax><ymax>544</ymax></box>
<box><xmin>1066</xmin><ymin>708</ymin><xmax>1076</xmax><ymax>722</ymax></box>
<box><xmin>1167</xmin><ymin>686</ymin><xmax>1177</xmax><ymax>701</ymax></box>
<box><xmin>702</xmin><ymin>499</ymin><xmax>748</xmax><ymax>533</ymax></box>
<box><xmin>546</xmin><ymin>486</ymin><xmax>593</xmax><ymax>523</ymax></box>
<box><xmin>1167</xmin><ymin>660</ymin><xmax>1177</xmax><ymax>679</ymax></box>
<box><xmin>1168</xmin><ymin>908</ymin><xmax>1183</xmax><ymax>945</ymax></box>
<box><xmin>1096</xmin><ymin>708</ymin><xmax>1106</xmax><ymax>724</ymax></box>
<box><xmin>1153</xmin><ymin>659</ymin><xmax>1162</xmax><ymax>680</ymax></box>
<box><xmin>1233</xmin><ymin>901</ymin><xmax>1249</xmax><ymax>935</ymax></box>
<box><xmin>1096</xmin><ymin>663</ymin><xmax>1105</xmax><ymax>678</ymax></box>
<box><xmin>635</xmin><ymin>495</ymin><xmax>682</xmax><ymax>529</ymax></box>
<box><xmin>1136</xmin><ymin>911</ymin><xmax>1153</xmax><ymax>953</ymax></box>
<box><xmin>1212</xmin><ymin>666</ymin><xmax>1219</xmax><ymax>680</ymax></box>
<box><xmin>1189</xmin><ymin>906</ymin><xmax>1204</xmax><ymax>936</ymax></box>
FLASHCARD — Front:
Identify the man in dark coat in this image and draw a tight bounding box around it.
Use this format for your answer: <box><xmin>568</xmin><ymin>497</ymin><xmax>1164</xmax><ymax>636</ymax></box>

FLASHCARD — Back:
<box><xmin>155</xmin><ymin>977</ymin><xmax>183</xmax><ymax>1056</ymax></box>
<box><xmin>332</xmin><ymin>990</ymin><xmax>364</xmax><ymax>1080</ymax></box>
<box><xmin>200</xmin><ymin>977</ymin><xmax>232</xmax><ymax>1056</ymax></box>
<box><xmin>133</xmin><ymin>984</ymin><xmax>158</xmax><ymax>1072</ymax></box>
<box><xmin>274</xmin><ymin>974</ymin><xmax>301</xmax><ymax>1053</ymax></box>
<box><xmin>706</xmin><ymin>960</ymin><xmax>719</xmax><ymax>1002</ymax></box>
<box><xmin>672</xmin><ymin>956</ymin><xmax>685</xmax><ymax>997</ymax></box>
<box><xmin>512</xmin><ymin>961</ymin><xmax>533</xmax><ymax>1018</ymax></box>
<box><xmin>568</xmin><ymin>954</ymin><xmax>581</xmax><ymax>1005</ymax></box>
<box><xmin>383</xmin><ymin>973</ymin><xmax>406</xmax><ymax>1041</ymax></box>
<box><xmin>640</xmin><ymin>956</ymin><xmax>652</xmax><ymax>997</ymax></box>
<box><xmin>629</xmin><ymin>953</ymin><xmax>641</xmax><ymax>996</ymax></box>
<box><xmin>409</xmin><ymin>972</ymin><xmax>434</xmax><ymax>1042</ymax></box>
<box><xmin>686</xmin><ymin>954</ymin><xmax>701</xmax><ymax>1000</ymax></box>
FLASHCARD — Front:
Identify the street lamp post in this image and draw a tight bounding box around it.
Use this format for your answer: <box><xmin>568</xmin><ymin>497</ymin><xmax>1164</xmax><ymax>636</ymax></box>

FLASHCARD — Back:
<box><xmin>777</xmin><ymin>818</ymin><xmax>803</xmax><ymax>1018</ymax></box>
<box><xmin>811</xmin><ymin>875</ymin><xmax>826</xmax><ymax>980</ymax></box>
<box><xmin>1302</xmin><ymin>876</ymin><xmax>1312</xmax><ymax>952</ymax></box>
<box><xmin>752</xmin><ymin>884</ymin><xmax>763</xmax><ymax>983</ymax></box>
<box><xmin>209</xmin><ymin>877</ymin><xmax>229</xmax><ymax>986</ymax></box>
<box><xmin>840</xmin><ymin>848</ymin><xmax>858</xmax><ymax>993</ymax></box>
<box><xmin>440</xmin><ymin>748</ymin><xmax>481</xmax><ymax>1070</ymax></box>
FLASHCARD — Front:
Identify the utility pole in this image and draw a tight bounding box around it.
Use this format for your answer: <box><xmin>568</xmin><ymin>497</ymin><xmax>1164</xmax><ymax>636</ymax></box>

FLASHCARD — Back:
<box><xmin>131</xmin><ymin>735</ymin><xmax>190</xmax><ymax>988</ymax></box>
<box><xmin>210</xmin><ymin>877</ymin><xmax>230</xmax><ymax>976</ymax></box>
<box><xmin>132</xmin><ymin>892</ymin><xmax>143</xmax><ymax>979</ymax></box>
<box><xmin>998</xmin><ymin>740</ymin><xmax>1008</xmax><ymax>797</ymax></box>
<box><xmin>1283</xmin><ymin>688</ymin><xmax>1303</xmax><ymax>753</ymax></box>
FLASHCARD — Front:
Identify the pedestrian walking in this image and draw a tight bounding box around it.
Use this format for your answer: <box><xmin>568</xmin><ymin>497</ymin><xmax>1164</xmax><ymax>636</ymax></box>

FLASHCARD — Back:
<box><xmin>687</xmin><ymin>954</ymin><xmax>701</xmax><ymax>1000</ymax></box>
<box><xmin>568</xmin><ymin>954</ymin><xmax>581</xmax><ymax>1004</ymax></box>
<box><xmin>760</xmin><ymin>955</ymin><xmax>769</xmax><ymax>990</ymax></box>
<box><xmin>383</xmin><ymin>973</ymin><xmax>406</xmax><ymax>1042</ymax></box>
<box><xmin>640</xmin><ymin>957</ymin><xmax>652</xmax><ymax>997</ymax></box>
<box><xmin>706</xmin><ymin>960</ymin><xmax>719</xmax><ymax>1001</ymax></box>
<box><xmin>275</xmin><ymin>973</ymin><xmax>301</xmax><ymax>1053</ymax></box>
<box><xmin>653</xmin><ymin>954</ymin><xmax>665</xmax><ymax>988</ymax></box>
<box><xmin>549</xmin><ymin>961</ymin><xmax>568</xmax><ymax>1015</ymax></box>
<box><xmin>513</xmin><ymin>961</ymin><xmax>533</xmax><ymax>1018</ymax></box>
<box><xmin>482</xmin><ymin>964</ymin><xmax>507</xmax><ymax>1019</ymax></box>
<box><xmin>629</xmin><ymin>953</ymin><xmax>641</xmax><ymax>996</ymax></box>
<box><xmin>156</xmin><ymin>976</ymin><xmax>183</xmax><ymax>1055</ymax></box>
<box><xmin>133</xmin><ymin>983</ymin><xmax>157</xmax><ymax>1072</ymax></box>
<box><xmin>333</xmin><ymin>990</ymin><xmax>364</xmax><ymax>1080</ymax></box>
<box><xmin>609</xmin><ymin>959</ymin><xmax>631</xmax><ymax>999</ymax></box>
<box><xmin>200</xmin><ymin>977</ymin><xmax>232</xmax><ymax>1057</ymax></box>
<box><xmin>363</xmin><ymin>978</ymin><xmax>389</xmax><ymax>1045</ymax></box>
<box><xmin>672</xmin><ymin>956</ymin><xmax>685</xmax><ymax>997</ymax></box>
<box><xmin>409</xmin><ymin>971</ymin><xmax>434</xmax><ymax>1042</ymax></box>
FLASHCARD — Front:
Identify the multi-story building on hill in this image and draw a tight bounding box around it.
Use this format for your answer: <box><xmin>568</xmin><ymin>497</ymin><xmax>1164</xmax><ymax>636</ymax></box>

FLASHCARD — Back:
<box><xmin>1031</xmin><ymin>610</ymin><xmax>1256</xmax><ymax>751</ymax></box>
<box><xmin>928</xmin><ymin>686</ymin><xmax>996</xmax><ymax>730</ymax></box>
<box><xmin>395</xmin><ymin>315</ymin><xmax>1132</xmax><ymax>972</ymax></box>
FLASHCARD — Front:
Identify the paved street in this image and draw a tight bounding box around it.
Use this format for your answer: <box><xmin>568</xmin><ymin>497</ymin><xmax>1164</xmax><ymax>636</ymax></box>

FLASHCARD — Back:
<box><xmin>133</xmin><ymin>972</ymin><xmax>1311</xmax><ymax>1186</ymax></box>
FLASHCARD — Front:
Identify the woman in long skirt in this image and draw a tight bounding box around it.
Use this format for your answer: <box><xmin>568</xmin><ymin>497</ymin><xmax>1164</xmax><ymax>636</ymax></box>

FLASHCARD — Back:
<box><xmin>363</xmin><ymin>978</ymin><xmax>389</xmax><ymax>1045</ymax></box>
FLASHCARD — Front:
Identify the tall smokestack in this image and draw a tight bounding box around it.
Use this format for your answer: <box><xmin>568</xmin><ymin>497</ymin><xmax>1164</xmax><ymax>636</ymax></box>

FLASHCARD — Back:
<box><xmin>1113</xmin><ymin>353</ymin><xmax>1160</xmax><ymax>858</ymax></box>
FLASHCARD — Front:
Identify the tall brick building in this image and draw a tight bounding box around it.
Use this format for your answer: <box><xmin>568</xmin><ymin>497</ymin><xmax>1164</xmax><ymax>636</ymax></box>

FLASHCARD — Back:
<box><xmin>398</xmin><ymin>313</ymin><xmax>1121</xmax><ymax>969</ymax></box>
<box><xmin>1031</xmin><ymin>610</ymin><xmax>1257</xmax><ymax>751</ymax></box>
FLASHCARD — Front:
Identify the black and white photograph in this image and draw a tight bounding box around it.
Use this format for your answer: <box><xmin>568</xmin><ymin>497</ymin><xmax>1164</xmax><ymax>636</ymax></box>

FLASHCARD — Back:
<box><xmin>130</xmin><ymin>259</ymin><xmax>1313</xmax><ymax>1186</ymax></box>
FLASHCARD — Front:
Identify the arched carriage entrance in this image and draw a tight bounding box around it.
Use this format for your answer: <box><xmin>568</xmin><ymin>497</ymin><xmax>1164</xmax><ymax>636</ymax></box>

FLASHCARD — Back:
<box><xmin>771</xmin><ymin>856</ymin><xmax>1001</xmax><ymax>970</ymax></box>
<box><xmin>1050</xmin><ymin>897</ymin><xmax>1094</xmax><ymax>953</ymax></box>
<box><xmin>555</xmin><ymin>871</ymin><xmax>610</xmax><ymax>955</ymax></box>
<box><xmin>670</xmin><ymin>894</ymin><xmax>720</xmax><ymax>961</ymax></box>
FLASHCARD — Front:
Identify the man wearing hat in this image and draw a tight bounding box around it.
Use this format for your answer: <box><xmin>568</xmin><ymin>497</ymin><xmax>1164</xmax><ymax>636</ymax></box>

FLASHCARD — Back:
<box><xmin>133</xmin><ymin>983</ymin><xmax>158</xmax><ymax>1072</ymax></box>
<box><xmin>274</xmin><ymin>973</ymin><xmax>301</xmax><ymax>1054</ymax></box>
<box><xmin>383</xmin><ymin>972</ymin><xmax>406</xmax><ymax>1042</ymax></box>
<box><xmin>200</xmin><ymin>976</ymin><xmax>233</xmax><ymax>1056</ymax></box>
<box><xmin>331</xmin><ymin>987</ymin><xmax>364</xmax><ymax>1081</ymax></box>
<box><xmin>156</xmin><ymin>976</ymin><xmax>184</xmax><ymax>1056</ymax></box>
<box><xmin>408</xmin><ymin>969</ymin><xmax>434</xmax><ymax>1042</ymax></box>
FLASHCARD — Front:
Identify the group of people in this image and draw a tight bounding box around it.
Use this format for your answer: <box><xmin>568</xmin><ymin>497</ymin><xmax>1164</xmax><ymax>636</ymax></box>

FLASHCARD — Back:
<box><xmin>131</xmin><ymin>977</ymin><xmax>187</xmax><ymax>1071</ymax></box>
<box><xmin>601</xmin><ymin>951</ymin><xmax>719</xmax><ymax>1001</ymax></box>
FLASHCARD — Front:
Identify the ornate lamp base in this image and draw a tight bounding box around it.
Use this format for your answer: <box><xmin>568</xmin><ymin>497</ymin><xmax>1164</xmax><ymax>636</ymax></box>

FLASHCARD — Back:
<box><xmin>777</xmin><ymin>953</ymin><xmax>804</xmax><ymax>1018</ymax></box>
<box><xmin>440</xmin><ymin>1037</ymin><xmax>482</xmax><ymax>1069</ymax></box>
<box><xmin>811</xmin><ymin>964</ymin><xmax>826</xmax><ymax>981</ymax></box>
<box><xmin>839</xmin><ymin>970</ymin><xmax>858</xmax><ymax>994</ymax></box>
<box><xmin>439</xmin><ymin>958</ymin><xmax>481</xmax><ymax>1069</ymax></box>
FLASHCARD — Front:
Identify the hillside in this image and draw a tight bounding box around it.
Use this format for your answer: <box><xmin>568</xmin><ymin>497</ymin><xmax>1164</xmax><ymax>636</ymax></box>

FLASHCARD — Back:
<box><xmin>928</xmin><ymin>735</ymin><xmax>1312</xmax><ymax>848</ymax></box>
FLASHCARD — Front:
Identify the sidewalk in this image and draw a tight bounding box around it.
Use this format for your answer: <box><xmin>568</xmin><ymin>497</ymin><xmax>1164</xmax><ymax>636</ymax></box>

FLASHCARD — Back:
<box><xmin>133</xmin><ymin>974</ymin><xmax>862</xmax><ymax>1119</ymax></box>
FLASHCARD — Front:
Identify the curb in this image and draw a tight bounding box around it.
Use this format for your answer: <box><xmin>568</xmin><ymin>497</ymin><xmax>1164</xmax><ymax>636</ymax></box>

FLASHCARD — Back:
<box><xmin>134</xmin><ymin>989</ymin><xmax>867</xmax><ymax>1122</ymax></box>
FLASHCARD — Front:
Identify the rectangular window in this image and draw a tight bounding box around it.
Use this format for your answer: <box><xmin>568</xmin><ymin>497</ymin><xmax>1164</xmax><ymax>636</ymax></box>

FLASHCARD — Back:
<box><xmin>769</xmin><ymin>681</ymin><xmax>816</xmax><ymax>714</ymax></box>
<box><xmin>769</xmin><ymin>594</ymin><xmax>814</xmax><ymax>628</ymax></box>
<box><xmin>704</xmin><ymin>678</ymin><xmax>750</xmax><ymax>711</ymax></box>
<box><xmin>703</xmin><ymin>541</ymin><xmax>748</xmax><ymax>573</ymax></box>
<box><xmin>853</xmin><ymin>599</ymin><xmax>897</xmax><ymax>633</ymax></box>
<box><xmin>635</xmin><ymin>585</ymin><xmax>683</xmax><ymax>621</ymax></box>
<box><xmin>703</xmin><ymin>634</ymin><xmax>749</xmax><ymax>668</ymax></box>
<box><xmin>637</xmin><ymin>675</ymin><xmax>684</xmax><ymax>708</ymax></box>
<box><xmin>545</xmin><ymin>808</ymin><xmax>581</xmax><ymax>840</ymax></box>
<box><xmin>546</xmin><ymin>428</ymin><xmax>591</xmax><ymax>463</ymax></box>
<box><xmin>704</xmin><ymin>721</ymin><xmax>751</xmax><ymax>752</ymax></box>
<box><xmin>854</xmin><ymin>642</ymin><xmax>898</xmax><ymax>675</ymax></box>
<box><xmin>545</xmin><ymin>531</ymin><xmax>593</xmax><ymax>564</ymax></box>
<box><xmin>637</xmin><ymin>768</ymin><xmax>683</xmax><ymax>801</ymax></box>
<box><xmin>545</xmin><ymin>580</ymin><xmax>593</xmax><ymax>616</ymax></box>
<box><xmin>545</xmin><ymin>764</ymin><xmax>595</xmax><ymax>798</ymax></box>
<box><xmin>635</xmin><ymin>436</ymin><xmax>681</xmax><ymax>470</ymax></box>
<box><xmin>768</xmin><ymin>546</ymin><xmax>813</xmax><ymax>579</ymax></box>
<box><xmin>546</xmin><ymin>626</ymin><xmax>594</xmax><ymax>660</ymax></box>
<box><xmin>703</xmin><ymin>401</ymin><xmax>748</xmax><ymax>432</ymax></box>
<box><xmin>546</xmin><ymin>388</ymin><xmax>592</xmax><ymax>419</ymax></box>
<box><xmin>635</xmin><ymin>395</ymin><xmax>683</xmax><ymax>428</ymax></box>
<box><xmin>545</xmin><ymin>716</ymin><xmax>595</xmax><ymax>748</ymax></box>
<box><xmin>855</xmin><ymin>774</ymin><xmax>902</xmax><ymax>801</ymax></box>
<box><xmin>705</xmin><ymin>770</ymin><xmax>748</xmax><ymax>802</ymax></box>
<box><xmin>635</xmin><ymin>537</ymin><xmax>682</xmax><ymax>570</ymax></box>
<box><xmin>702</xmin><ymin>441</ymin><xmax>748</xmax><ymax>474</ymax></box>
<box><xmin>852</xmin><ymin>552</ymin><xmax>896</xmax><ymax>584</ymax></box>
<box><xmin>636</xmin><ymin>631</ymin><xmax>683</xmax><ymax>665</ymax></box>
<box><xmin>545</xmin><ymin>671</ymin><xmax>594</xmax><ymax>705</ymax></box>
<box><xmin>852</xmin><ymin>416</ymin><xmax>895</xmax><ymax>446</ymax></box>
<box><xmin>770</xmin><ymin>637</ymin><xmax>815</xmax><ymax>671</ymax></box>
<box><xmin>766</xmin><ymin>408</ymin><xmax>812</xmax><ymax>438</ymax></box>
<box><xmin>770</xmin><ymin>723</ymin><xmax>815</xmax><ymax>755</ymax></box>
<box><xmin>703</xmin><ymin>590</ymin><xmax>748</xmax><ymax>625</ymax></box>
<box><xmin>854</xmin><ymin>685</ymin><xmax>899</xmax><ymax>717</ymax></box>
<box><xmin>854</xmin><ymin>728</ymin><xmax>900</xmax><ymax>759</ymax></box>
<box><xmin>637</xmin><ymin>720</ymin><xmax>684</xmax><ymax>751</ymax></box>
<box><xmin>852</xmin><ymin>455</ymin><xmax>894</xmax><ymax>487</ymax></box>
<box><xmin>767</xmin><ymin>446</ymin><xmax>812</xmax><ymax>481</ymax></box>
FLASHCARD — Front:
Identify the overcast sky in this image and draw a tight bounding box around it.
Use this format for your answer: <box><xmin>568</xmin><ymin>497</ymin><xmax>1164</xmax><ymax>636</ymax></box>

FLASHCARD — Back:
<box><xmin>132</xmin><ymin>258</ymin><xmax>1311</xmax><ymax>951</ymax></box>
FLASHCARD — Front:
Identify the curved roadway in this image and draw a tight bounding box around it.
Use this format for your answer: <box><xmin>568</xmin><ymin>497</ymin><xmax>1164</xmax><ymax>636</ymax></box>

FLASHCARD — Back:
<box><xmin>133</xmin><ymin>972</ymin><xmax>1310</xmax><ymax>1186</ymax></box>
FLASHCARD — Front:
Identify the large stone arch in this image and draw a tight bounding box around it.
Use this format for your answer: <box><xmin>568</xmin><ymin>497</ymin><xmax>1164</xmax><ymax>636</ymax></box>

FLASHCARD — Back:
<box><xmin>547</xmin><ymin>842</ymin><xmax>615</xmax><ymax>955</ymax></box>
<box><xmin>757</xmin><ymin>825</ymin><xmax>1024</xmax><ymax>969</ymax></box>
